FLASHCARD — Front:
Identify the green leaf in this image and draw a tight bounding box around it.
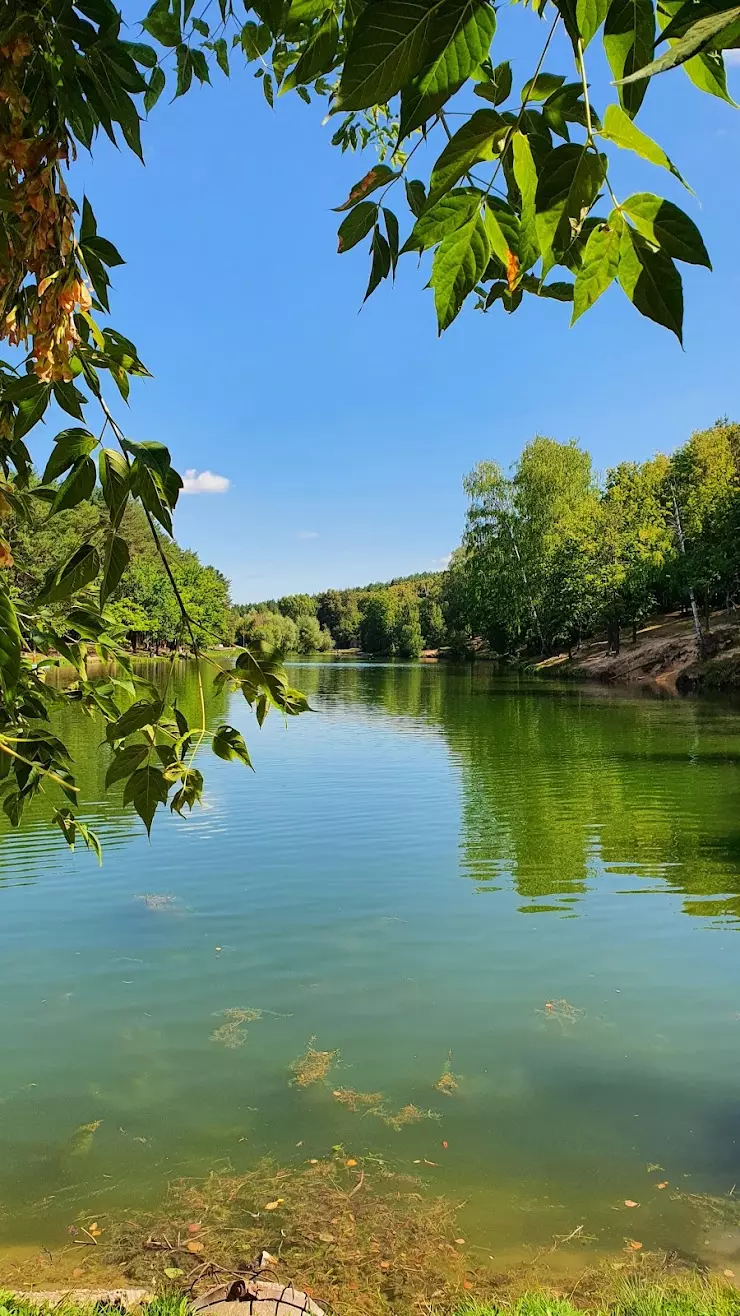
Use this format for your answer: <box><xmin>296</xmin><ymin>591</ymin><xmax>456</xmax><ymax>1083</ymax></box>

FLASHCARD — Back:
<box><xmin>143</xmin><ymin>0</ymin><xmax>181</xmax><ymax>46</ymax></box>
<box><xmin>474</xmin><ymin>60</ymin><xmax>512</xmax><ymax>104</ymax></box>
<box><xmin>682</xmin><ymin>48</ymin><xmax>736</xmax><ymax>101</ymax></box>
<box><xmin>263</xmin><ymin>71</ymin><xmax>275</xmax><ymax>106</ymax></box>
<box><xmin>14</xmin><ymin>385</ymin><xmax>50</xmax><ymax>440</ymax></box>
<box><xmin>190</xmin><ymin>48</ymin><xmax>211</xmax><ymax>83</ymax></box>
<box><xmin>52</xmin><ymin>810</ymin><xmax>102</xmax><ymax>863</ymax></box>
<box><xmin>82</xmin><ymin>235</ymin><xmax>125</xmax><ymax>268</ymax></box>
<box><xmin>512</xmin><ymin>131</ymin><xmax>539</xmax><ymax>271</ymax></box>
<box><xmin>0</xmin><ymin>578</ymin><xmax>21</xmax><ymax>698</ymax></box>
<box><xmin>535</xmin><ymin>145</ymin><xmax>607</xmax><ymax>270</ymax></box>
<box><xmin>603</xmin><ymin>0</ymin><xmax>655</xmax><ymax>115</ymax></box>
<box><xmin>577</xmin><ymin>0</ymin><xmax>610</xmax><ymax>47</ymax></box>
<box><xmin>43</xmin><ymin>429</ymin><xmax>97</xmax><ymax>483</ymax></box>
<box><xmin>170</xmin><ymin>767</ymin><xmax>203</xmax><ymax>813</ymax></box>
<box><xmin>337</xmin><ymin>201</ymin><xmax>378</xmax><ymax>252</ymax></box>
<box><xmin>483</xmin><ymin>203</ymin><xmax>514</xmax><ymax>265</ymax></box>
<box><xmin>107</xmin><ymin>699</ymin><xmax>164</xmax><ymax>744</ymax></box>
<box><xmin>335</xmin><ymin>0</ymin><xmax>453</xmax><ymax>110</ymax></box>
<box><xmin>427</xmin><ymin>108</ymin><xmax>506</xmax><ymax>206</ymax></box>
<box><xmin>622</xmin><ymin>193</ymin><xmax>711</xmax><ymax>266</ymax></box>
<box><xmin>571</xmin><ymin>216</ymin><xmax>622</xmax><ymax>322</ymax></box>
<box><xmin>520</xmin><ymin>276</ymin><xmax>574</xmax><ymax>300</ymax></box>
<box><xmin>282</xmin><ymin>10</ymin><xmax>339</xmax><ymax>90</ymax></box>
<box><xmin>53</xmin><ymin>380</ymin><xmax>88</xmax><ymax>420</ymax></box>
<box><xmin>431</xmin><ymin>213</ymin><xmax>490</xmax><ymax>331</ymax></box>
<box><xmin>105</xmin><ymin>744</ymin><xmax>149</xmax><ymax>788</ymax></box>
<box><xmin>175</xmin><ymin>44</ymin><xmax>193</xmax><ymax>96</ymax></box>
<box><xmin>100</xmin><ymin>534</ymin><xmax>130</xmax><ymax>607</ymax></box>
<box><xmin>252</xmin><ymin>0</ymin><xmax>287</xmax><ymax>35</ymax></box>
<box><xmin>334</xmin><ymin>165</ymin><xmax>400</xmax><ymax>211</ymax></box>
<box><xmin>521</xmin><ymin>71</ymin><xmax>565</xmax><ymax>101</ymax></box>
<box><xmin>144</xmin><ymin>66</ymin><xmax>166</xmax><ymax>111</ymax></box>
<box><xmin>398</xmin><ymin>0</ymin><xmax>496</xmax><ymax>138</ymax></box>
<box><xmin>99</xmin><ymin>448</ymin><xmax>130</xmax><ymax>526</ymax></box>
<box><xmin>653</xmin><ymin>1</ymin><xmax>736</xmax><ymax>101</ymax></box>
<box><xmin>617</xmin><ymin>3</ymin><xmax>740</xmax><ymax>80</ymax></box>
<box><xmin>598</xmin><ymin>103</ymin><xmax>689</xmax><ymax>187</ymax></box>
<box><xmin>384</xmin><ymin>207</ymin><xmax>400</xmax><ymax>270</ymax></box>
<box><xmin>403</xmin><ymin>189</ymin><xmax>480</xmax><ymax>253</ymax></box>
<box><xmin>51</xmin><ymin>457</ymin><xmax>97</xmax><ymax>515</ymax></box>
<box><xmin>40</xmin><ymin>545</ymin><xmax>100</xmax><ymax>604</ymax></box>
<box><xmin>214</xmin><ymin>37</ymin><xmax>230</xmax><ymax>75</ymax></box>
<box><xmin>212</xmin><ymin>724</ymin><xmax>253</xmax><ymax>767</ymax></box>
<box><xmin>405</xmin><ymin>178</ymin><xmax>427</xmax><ymax>216</ymax></box>
<box><xmin>123</xmin><ymin>765</ymin><xmax>169</xmax><ymax>834</ymax></box>
<box><xmin>123</xmin><ymin>41</ymin><xmax>158</xmax><ymax>67</ymax></box>
<box><xmin>364</xmin><ymin>228</ymin><xmax>392</xmax><ymax>300</ymax></box>
<box><xmin>618</xmin><ymin>221</ymin><xmax>683</xmax><ymax>342</ymax></box>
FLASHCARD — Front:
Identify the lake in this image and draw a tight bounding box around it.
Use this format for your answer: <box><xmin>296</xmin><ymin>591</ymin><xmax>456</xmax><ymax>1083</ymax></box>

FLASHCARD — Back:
<box><xmin>1</xmin><ymin>660</ymin><xmax>740</xmax><ymax>1269</ymax></box>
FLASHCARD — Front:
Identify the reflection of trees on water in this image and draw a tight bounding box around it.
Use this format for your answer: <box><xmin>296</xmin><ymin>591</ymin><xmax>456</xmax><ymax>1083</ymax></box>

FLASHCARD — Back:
<box><xmin>0</xmin><ymin>660</ymin><xmax>230</xmax><ymax>882</ymax></box>
<box><xmin>3</xmin><ymin>656</ymin><xmax>739</xmax><ymax>919</ymax></box>
<box><xmin>293</xmin><ymin>661</ymin><xmax>740</xmax><ymax>922</ymax></box>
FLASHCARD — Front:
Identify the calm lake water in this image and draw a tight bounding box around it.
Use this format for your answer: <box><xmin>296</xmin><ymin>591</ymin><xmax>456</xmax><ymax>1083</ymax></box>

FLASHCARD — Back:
<box><xmin>1</xmin><ymin>660</ymin><xmax>740</xmax><ymax>1266</ymax></box>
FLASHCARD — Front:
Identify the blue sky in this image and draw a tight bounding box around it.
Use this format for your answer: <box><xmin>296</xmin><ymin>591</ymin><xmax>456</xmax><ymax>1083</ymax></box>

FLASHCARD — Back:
<box><xmin>71</xmin><ymin>13</ymin><xmax>740</xmax><ymax>602</ymax></box>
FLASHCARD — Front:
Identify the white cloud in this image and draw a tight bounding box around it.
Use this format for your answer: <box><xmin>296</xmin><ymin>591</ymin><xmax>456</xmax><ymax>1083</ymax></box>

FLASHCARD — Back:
<box><xmin>433</xmin><ymin>552</ymin><xmax>453</xmax><ymax>569</ymax></box>
<box><xmin>182</xmin><ymin>469</ymin><xmax>230</xmax><ymax>495</ymax></box>
<box><xmin>298</xmin><ymin>530</ymin><xmax>319</xmax><ymax>540</ymax></box>
<box><xmin>724</xmin><ymin>49</ymin><xmax>740</xmax><ymax>64</ymax></box>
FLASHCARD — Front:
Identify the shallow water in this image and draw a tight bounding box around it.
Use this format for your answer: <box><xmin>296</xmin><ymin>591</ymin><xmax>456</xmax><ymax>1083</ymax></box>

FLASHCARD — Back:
<box><xmin>1</xmin><ymin>661</ymin><xmax>740</xmax><ymax>1265</ymax></box>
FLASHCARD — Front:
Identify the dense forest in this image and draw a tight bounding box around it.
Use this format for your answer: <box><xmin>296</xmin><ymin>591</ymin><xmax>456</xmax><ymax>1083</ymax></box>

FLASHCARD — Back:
<box><xmin>235</xmin><ymin>419</ymin><xmax>740</xmax><ymax>661</ymax></box>
<box><xmin>8</xmin><ymin>494</ymin><xmax>232</xmax><ymax>653</ymax></box>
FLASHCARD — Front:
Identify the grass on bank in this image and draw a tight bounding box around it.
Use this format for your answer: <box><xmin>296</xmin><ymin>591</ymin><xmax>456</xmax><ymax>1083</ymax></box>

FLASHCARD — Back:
<box><xmin>455</xmin><ymin>1280</ymin><xmax>740</xmax><ymax>1316</ymax></box>
<box><xmin>2</xmin><ymin>1279</ymin><xmax>740</xmax><ymax>1316</ymax></box>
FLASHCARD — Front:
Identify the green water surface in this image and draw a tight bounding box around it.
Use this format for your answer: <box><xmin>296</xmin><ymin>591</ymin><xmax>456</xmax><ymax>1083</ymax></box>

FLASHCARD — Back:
<box><xmin>1</xmin><ymin>661</ymin><xmax>740</xmax><ymax>1265</ymax></box>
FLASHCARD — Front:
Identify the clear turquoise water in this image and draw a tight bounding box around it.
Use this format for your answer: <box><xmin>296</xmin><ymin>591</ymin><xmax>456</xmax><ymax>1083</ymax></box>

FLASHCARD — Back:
<box><xmin>1</xmin><ymin>660</ymin><xmax>740</xmax><ymax>1264</ymax></box>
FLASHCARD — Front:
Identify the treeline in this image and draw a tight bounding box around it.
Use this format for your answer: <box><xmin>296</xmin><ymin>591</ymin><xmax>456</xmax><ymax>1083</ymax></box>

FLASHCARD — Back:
<box><xmin>10</xmin><ymin>493</ymin><xmax>232</xmax><ymax>652</ymax></box>
<box><xmin>234</xmin><ymin>573</ymin><xmax>447</xmax><ymax>659</ymax></box>
<box><xmin>450</xmin><ymin>421</ymin><xmax>740</xmax><ymax>657</ymax></box>
<box><xmin>235</xmin><ymin>419</ymin><xmax>740</xmax><ymax>661</ymax></box>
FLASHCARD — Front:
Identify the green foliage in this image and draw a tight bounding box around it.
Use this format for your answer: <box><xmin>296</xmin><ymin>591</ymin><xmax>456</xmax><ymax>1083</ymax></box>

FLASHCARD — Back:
<box><xmin>359</xmin><ymin>590</ymin><xmax>399</xmax><ymax>655</ymax></box>
<box><xmin>278</xmin><ymin>594</ymin><xmax>318</xmax><ymax>621</ymax></box>
<box><xmin>452</xmin><ymin>422</ymin><xmax>740</xmax><ymax>657</ymax></box>
<box><xmin>394</xmin><ymin>595</ymin><xmax>424</xmax><ymax>658</ymax></box>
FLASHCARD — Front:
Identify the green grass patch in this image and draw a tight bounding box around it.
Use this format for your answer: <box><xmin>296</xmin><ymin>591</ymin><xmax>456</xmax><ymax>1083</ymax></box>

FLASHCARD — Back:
<box><xmin>454</xmin><ymin>1276</ymin><xmax>740</xmax><ymax>1316</ymax></box>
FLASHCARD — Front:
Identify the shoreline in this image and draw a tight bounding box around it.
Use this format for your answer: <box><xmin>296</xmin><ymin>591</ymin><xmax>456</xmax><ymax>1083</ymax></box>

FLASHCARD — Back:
<box><xmin>519</xmin><ymin>611</ymin><xmax>740</xmax><ymax>696</ymax></box>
